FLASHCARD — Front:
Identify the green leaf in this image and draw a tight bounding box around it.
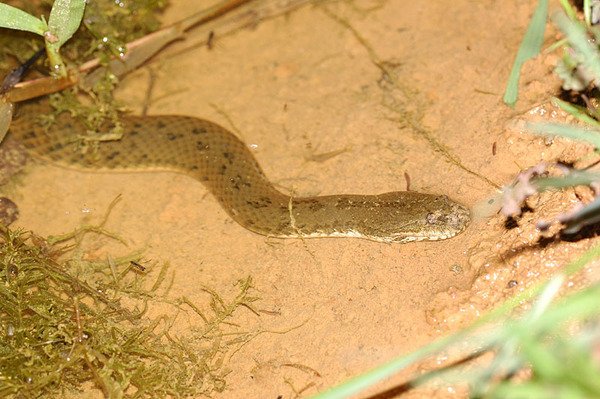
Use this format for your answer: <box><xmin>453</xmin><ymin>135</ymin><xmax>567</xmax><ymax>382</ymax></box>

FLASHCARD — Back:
<box><xmin>503</xmin><ymin>0</ymin><xmax>548</xmax><ymax>107</ymax></box>
<box><xmin>0</xmin><ymin>3</ymin><xmax>46</xmax><ymax>35</ymax></box>
<box><xmin>47</xmin><ymin>0</ymin><xmax>86</xmax><ymax>47</ymax></box>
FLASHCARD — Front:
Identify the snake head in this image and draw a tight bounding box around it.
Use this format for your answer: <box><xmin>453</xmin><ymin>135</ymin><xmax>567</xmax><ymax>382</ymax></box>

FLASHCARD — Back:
<box><xmin>363</xmin><ymin>192</ymin><xmax>471</xmax><ymax>243</ymax></box>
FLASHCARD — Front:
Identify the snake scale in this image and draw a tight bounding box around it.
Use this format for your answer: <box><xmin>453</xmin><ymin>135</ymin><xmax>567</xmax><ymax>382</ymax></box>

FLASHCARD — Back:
<box><xmin>7</xmin><ymin>100</ymin><xmax>470</xmax><ymax>243</ymax></box>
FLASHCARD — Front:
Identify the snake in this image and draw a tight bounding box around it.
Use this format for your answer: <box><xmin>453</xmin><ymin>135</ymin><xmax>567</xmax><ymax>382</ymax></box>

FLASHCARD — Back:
<box><xmin>6</xmin><ymin>100</ymin><xmax>470</xmax><ymax>243</ymax></box>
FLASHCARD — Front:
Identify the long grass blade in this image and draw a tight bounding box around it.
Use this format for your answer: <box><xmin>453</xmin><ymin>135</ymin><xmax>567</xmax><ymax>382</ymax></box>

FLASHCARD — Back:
<box><xmin>503</xmin><ymin>0</ymin><xmax>548</xmax><ymax>106</ymax></box>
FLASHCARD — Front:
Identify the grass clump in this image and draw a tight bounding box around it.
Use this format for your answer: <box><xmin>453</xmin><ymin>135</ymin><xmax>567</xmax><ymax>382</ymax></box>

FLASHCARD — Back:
<box><xmin>501</xmin><ymin>2</ymin><xmax>600</xmax><ymax>237</ymax></box>
<box><xmin>0</xmin><ymin>221</ymin><xmax>260</xmax><ymax>397</ymax></box>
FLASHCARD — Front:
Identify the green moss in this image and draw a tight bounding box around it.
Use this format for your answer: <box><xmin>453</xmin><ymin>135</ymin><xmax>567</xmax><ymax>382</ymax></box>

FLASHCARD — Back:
<box><xmin>1</xmin><ymin>0</ymin><xmax>169</xmax><ymax>132</ymax></box>
<box><xmin>0</xmin><ymin>221</ymin><xmax>260</xmax><ymax>397</ymax></box>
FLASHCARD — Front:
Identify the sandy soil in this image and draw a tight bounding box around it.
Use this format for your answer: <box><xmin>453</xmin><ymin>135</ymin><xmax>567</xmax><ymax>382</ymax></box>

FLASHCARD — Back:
<box><xmin>9</xmin><ymin>0</ymin><xmax>599</xmax><ymax>397</ymax></box>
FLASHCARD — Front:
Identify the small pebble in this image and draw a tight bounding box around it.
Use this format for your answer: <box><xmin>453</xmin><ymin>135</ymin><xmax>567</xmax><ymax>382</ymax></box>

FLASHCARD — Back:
<box><xmin>450</xmin><ymin>264</ymin><xmax>463</xmax><ymax>275</ymax></box>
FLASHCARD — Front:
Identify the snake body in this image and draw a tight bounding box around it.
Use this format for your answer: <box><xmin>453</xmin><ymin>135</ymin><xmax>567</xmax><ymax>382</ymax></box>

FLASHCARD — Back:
<box><xmin>7</xmin><ymin>101</ymin><xmax>470</xmax><ymax>243</ymax></box>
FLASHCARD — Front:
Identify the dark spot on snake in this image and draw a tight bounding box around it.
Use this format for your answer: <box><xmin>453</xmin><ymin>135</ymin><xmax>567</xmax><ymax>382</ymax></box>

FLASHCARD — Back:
<box><xmin>166</xmin><ymin>132</ymin><xmax>178</xmax><ymax>141</ymax></box>
<box><xmin>246</xmin><ymin>199</ymin><xmax>269</xmax><ymax>208</ymax></box>
<box><xmin>190</xmin><ymin>165</ymin><xmax>199</xmax><ymax>171</ymax></box>
<box><xmin>129</xmin><ymin>130</ymin><xmax>139</xmax><ymax>136</ymax></box>
<box><xmin>244</xmin><ymin>218</ymin><xmax>255</xmax><ymax>226</ymax></box>
<box><xmin>223</xmin><ymin>152</ymin><xmax>234</xmax><ymax>164</ymax></box>
<box><xmin>157</xmin><ymin>121</ymin><xmax>166</xmax><ymax>129</ymax></box>
<box><xmin>238</xmin><ymin>174</ymin><xmax>251</xmax><ymax>187</ymax></box>
<box><xmin>106</xmin><ymin>151</ymin><xmax>120</xmax><ymax>160</ymax></box>
<box><xmin>133</xmin><ymin>122</ymin><xmax>142</xmax><ymax>129</ymax></box>
<box><xmin>141</xmin><ymin>153</ymin><xmax>149</xmax><ymax>159</ymax></box>
<box><xmin>229</xmin><ymin>174</ymin><xmax>252</xmax><ymax>191</ymax></box>
<box><xmin>219</xmin><ymin>164</ymin><xmax>227</xmax><ymax>175</ymax></box>
<box><xmin>192</xmin><ymin>127</ymin><xmax>207</xmax><ymax>135</ymax></box>
<box><xmin>196</xmin><ymin>141</ymin><xmax>209</xmax><ymax>151</ymax></box>
<box><xmin>259</xmin><ymin>196</ymin><xmax>272</xmax><ymax>205</ymax></box>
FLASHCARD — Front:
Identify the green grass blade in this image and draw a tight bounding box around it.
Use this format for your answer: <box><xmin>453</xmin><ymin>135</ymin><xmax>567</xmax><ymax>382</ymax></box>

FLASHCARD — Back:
<box><xmin>525</xmin><ymin>121</ymin><xmax>600</xmax><ymax>148</ymax></box>
<box><xmin>0</xmin><ymin>3</ymin><xmax>46</xmax><ymax>35</ymax></box>
<box><xmin>47</xmin><ymin>0</ymin><xmax>86</xmax><ymax>47</ymax></box>
<box><xmin>584</xmin><ymin>0</ymin><xmax>592</xmax><ymax>25</ymax></box>
<box><xmin>558</xmin><ymin>0</ymin><xmax>579</xmax><ymax>21</ymax></box>
<box><xmin>503</xmin><ymin>0</ymin><xmax>548</xmax><ymax>107</ymax></box>
<box><xmin>552</xmin><ymin>97</ymin><xmax>600</xmax><ymax>126</ymax></box>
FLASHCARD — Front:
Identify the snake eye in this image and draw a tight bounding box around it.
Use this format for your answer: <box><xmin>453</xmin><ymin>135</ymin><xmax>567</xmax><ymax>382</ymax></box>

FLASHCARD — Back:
<box><xmin>426</xmin><ymin>212</ymin><xmax>440</xmax><ymax>225</ymax></box>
